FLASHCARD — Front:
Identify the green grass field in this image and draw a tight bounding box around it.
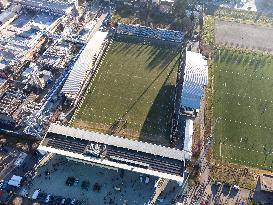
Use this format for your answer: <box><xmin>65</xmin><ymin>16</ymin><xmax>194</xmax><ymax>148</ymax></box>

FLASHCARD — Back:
<box><xmin>72</xmin><ymin>35</ymin><xmax>181</xmax><ymax>146</ymax></box>
<box><xmin>213</xmin><ymin>48</ymin><xmax>273</xmax><ymax>171</ymax></box>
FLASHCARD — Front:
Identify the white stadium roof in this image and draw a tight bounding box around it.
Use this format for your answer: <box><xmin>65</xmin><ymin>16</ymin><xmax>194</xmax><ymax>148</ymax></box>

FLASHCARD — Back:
<box><xmin>181</xmin><ymin>51</ymin><xmax>208</xmax><ymax>109</ymax></box>
<box><xmin>61</xmin><ymin>31</ymin><xmax>108</xmax><ymax>97</ymax></box>
<box><xmin>47</xmin><ymin>123</ymin><xmax>187</xmax><ymax>161</ymax></box>
<box><xmin>38</xmin><ymin>123</ymin><xmax>188</xmax><ymax>182</ymax></box>
<box><xmin>183</xmin><ymin>119</ymin><xmax>193</xmax><ymax>160</ymax></box>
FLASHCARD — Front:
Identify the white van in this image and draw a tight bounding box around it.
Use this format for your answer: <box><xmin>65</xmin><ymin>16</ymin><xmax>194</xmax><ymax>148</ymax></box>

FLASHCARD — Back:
<box><xmin>45</xmin><ymin>194</ymin><xmax>51</xmax><ymax>203</ymax></box>
<box><xmin>31</xmin><ymin>189</ymin><xmax>41</xmax><ymax>200</ymax></box>
<box><xmin>61</xmin><ymin>198</ymin><xmax>66</xmax><ymax>204</ymax></box>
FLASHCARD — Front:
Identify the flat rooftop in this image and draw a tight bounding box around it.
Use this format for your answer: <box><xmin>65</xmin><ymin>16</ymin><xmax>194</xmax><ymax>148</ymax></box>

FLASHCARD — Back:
<box><xmin>72</xmin><ymin>35</ymin><xmax>181</xmax><ymax>146</ymax></box>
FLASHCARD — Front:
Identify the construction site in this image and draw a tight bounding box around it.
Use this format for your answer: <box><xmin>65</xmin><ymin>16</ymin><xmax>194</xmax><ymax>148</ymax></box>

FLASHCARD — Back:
<box><xmin>0</xmin><ymin>0</ymin><xmax>103</xmax><ymax>138</ymax></box>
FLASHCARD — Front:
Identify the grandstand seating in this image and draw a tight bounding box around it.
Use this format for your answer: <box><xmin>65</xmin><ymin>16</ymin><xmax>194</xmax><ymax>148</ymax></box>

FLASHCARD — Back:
<box><xmin>46</xmin><ymin>133</ymin><xmax>88</xmax><ymax>153</ymax></box>
<box><xmin>116</xmin><ymin>23</ymin><xmax>184</xmax><ymax>43</ymax></box>
<box><xmin>61</xmin><ymin>31</ymin><xmax>108</xmax><ymax>98</ymax></box>
<box><xmin>107</xmin><ymin>146</ymin><xmax>183</xmax><ymax>175</ymax></box>
<box><xmin>181</xmin><ymin>51</ymin><xmax>208</xmax><ymax>109</ymax></box>
<box><xmin>43</xmin><ymin>130</ymin><xmax>184</xmax><ymax>177</ymax></box>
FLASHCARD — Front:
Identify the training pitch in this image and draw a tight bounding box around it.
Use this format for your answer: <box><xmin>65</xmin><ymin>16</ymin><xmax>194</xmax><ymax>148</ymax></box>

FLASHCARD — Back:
<box><xmin>72</xmin><ymin>35</ymin><xmax>181</xmax><ymax>146</ymax></box>
<box><xmin>213</xmin><ymin>48</ymin><xmax>273</xmax><ymax>171</ymax></box>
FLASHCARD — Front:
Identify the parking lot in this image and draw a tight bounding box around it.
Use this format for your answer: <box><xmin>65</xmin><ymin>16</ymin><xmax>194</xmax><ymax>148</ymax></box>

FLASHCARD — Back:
<box><xmin>22</xmin><ymin>155</ymin><xmax>178</xmax><ymax>205</ymax></box>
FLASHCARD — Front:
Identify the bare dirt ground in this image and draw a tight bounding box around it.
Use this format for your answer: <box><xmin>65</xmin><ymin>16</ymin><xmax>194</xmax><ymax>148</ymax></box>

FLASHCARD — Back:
<box><xmin>215</xmin><ymin>20</ymin><xmax>273</xmax><ymax>52</ymax></box>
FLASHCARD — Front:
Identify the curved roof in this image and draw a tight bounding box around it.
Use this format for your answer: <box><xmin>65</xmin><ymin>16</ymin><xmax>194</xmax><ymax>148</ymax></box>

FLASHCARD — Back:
<box><xmin>181</xmin><ymin>51</ymin><xmax>208</xmax><ymax>109</ymax></box>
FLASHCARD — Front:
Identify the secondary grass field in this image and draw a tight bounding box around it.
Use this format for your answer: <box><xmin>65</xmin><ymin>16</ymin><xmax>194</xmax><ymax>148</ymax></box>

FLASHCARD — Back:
<box><xmin>72</xmin><ymin>35</ymin><xmax>181</xmax><ymax>146</ymax></box>
<box><xmin>213</xmin><ymin>48</ymin><xmax>273</xmax><ymax>171</ymax></box>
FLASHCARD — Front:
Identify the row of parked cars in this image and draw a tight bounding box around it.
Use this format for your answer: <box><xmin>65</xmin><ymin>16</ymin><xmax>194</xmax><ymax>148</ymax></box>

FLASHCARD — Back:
<box><xmin>32</xmin><ymin>189</ymin><xmax>84</xmax><ymax>205</ymax></box>
<box><xmin>0</xmin><ymin>180</ymin><xmax>8</xmax><ymax>189</ymax></box>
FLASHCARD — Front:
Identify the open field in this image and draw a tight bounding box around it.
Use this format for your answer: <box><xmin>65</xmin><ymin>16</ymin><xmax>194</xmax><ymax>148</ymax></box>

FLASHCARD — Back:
<box><xmin>213</xmin><ymin>48</ymin><xmax>273</xmax><ymax>171</ymax></box>
<box><xmin>215</xmin><ymin>20</ymin><xmax>273</xmax><ymax>52</ymax></box>
<box><xmin>72</xmin><ymin>35</ymin><xmax>181</xmax><ymax>146</ymax></box>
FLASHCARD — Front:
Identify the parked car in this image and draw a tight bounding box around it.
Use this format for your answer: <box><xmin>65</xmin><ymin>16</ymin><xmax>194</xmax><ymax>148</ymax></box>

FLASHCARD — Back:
<box><xmin>74</xmin><ymin>178</ymin><xmax>80</xmax><ymax>185</ymax></box>
<box><xmin>233</xmin><ymin>185</ymin><xmax>240</xmax><ymax>190</ymax></box>
<box><xmin>37</xmin><ymin>192</ymin><xmax>47</xmax><ymax>202</ymax></box>
<box><xmin>61</xmin><ymin>198</ymin><xmax>66</xmax><ymax>204</ymax></box>
<box><xmin>45</xmin><ymin>194</ymin><xmax>51</xmax><ymax>203</ymax></box>
<box><xmin>31</xmin><ymin>189</ymin><xmax>41</xmax><ymax>200</ymax></box>
<box><xmin>64</xmin><ymin>198</ymin><xmax>72</xmax><ymax>205</ymax></box>
<box><xmin>55</xmin><ymin>196</ymin><xmax>63</xmax><ymax>205</ymax></box>
<box><xmin>0</xmin><ymin>180</ymin><xmax>8</xmax><ymax>189</ymax></box>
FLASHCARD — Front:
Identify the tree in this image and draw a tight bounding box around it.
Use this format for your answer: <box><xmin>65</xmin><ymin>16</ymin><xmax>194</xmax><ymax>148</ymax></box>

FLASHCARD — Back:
<box><xmin>173</xmin><ymin>0</ymin><xmax>188</xmax><ymax>19</ymax></box>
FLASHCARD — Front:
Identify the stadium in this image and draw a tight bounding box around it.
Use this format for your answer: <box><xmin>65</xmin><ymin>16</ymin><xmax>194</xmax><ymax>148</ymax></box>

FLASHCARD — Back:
<box><xmin>73</xmin><ymin>34</ymin><xmax>180</xmax><ymax>146</ymax></box>
<box><xmin>38</xmin><ymin>23</ymin><xmax>208</xmax><ymax>185</ymax></box>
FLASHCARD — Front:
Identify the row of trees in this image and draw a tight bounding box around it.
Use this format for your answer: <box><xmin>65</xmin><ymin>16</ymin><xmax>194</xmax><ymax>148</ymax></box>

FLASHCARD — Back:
<box><xmin>112</xmin><ymin>0</ymin><xmax>195</xmax><ymax>32</ymax></box>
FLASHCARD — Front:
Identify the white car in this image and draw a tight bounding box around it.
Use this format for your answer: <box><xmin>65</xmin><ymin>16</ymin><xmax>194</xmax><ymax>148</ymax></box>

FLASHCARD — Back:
<box><xmin>61</xmin><ymin>198</ymin><xmax>66</xmax><ymax>204</ymax></box>
<box><xmin>31</xmin><ymin>189</ymin><xmax>41</xmax><ymax>200</ymax></box>
<box><xmin>45</xmin><ymin>194</ymin><xmax>51</xmax><ymax>203</ymax></box>
<box><xmin>71</xmin><ymin>199</ymin><xmax>76</xmax><ymax>204</ymax></box>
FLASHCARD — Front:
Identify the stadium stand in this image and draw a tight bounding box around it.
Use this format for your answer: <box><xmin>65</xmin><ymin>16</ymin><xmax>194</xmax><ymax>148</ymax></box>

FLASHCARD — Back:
<box><xmin>183</xmin><ymin>119</ymin><xmax>193</xmax><ymax>157</ymax></box>
<box><xmin>181</xmin><ymin>51</ymin><xmax>208</xmax><ymax>109</ymax></box>
<box><xmin>116</xmin><ymin>23</ymin><xmax>184</xmax><ymax>43</ymax></box>
<box><xmin>38</xmin><ymin>123</ymin><xmax>186</xmax><ymax>181</ymax></box>
<box><xmin>61</xmin><ymin>31</ymin><xmax>108</xmax><ymax>99</ymax></box>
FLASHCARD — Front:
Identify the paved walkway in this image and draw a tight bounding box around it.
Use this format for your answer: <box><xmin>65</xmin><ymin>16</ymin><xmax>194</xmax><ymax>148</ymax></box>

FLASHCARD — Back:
<box><xmin>181</xmin><ymin>97</ymin><xmax>252</xmax><ymax>205</ymax></box>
